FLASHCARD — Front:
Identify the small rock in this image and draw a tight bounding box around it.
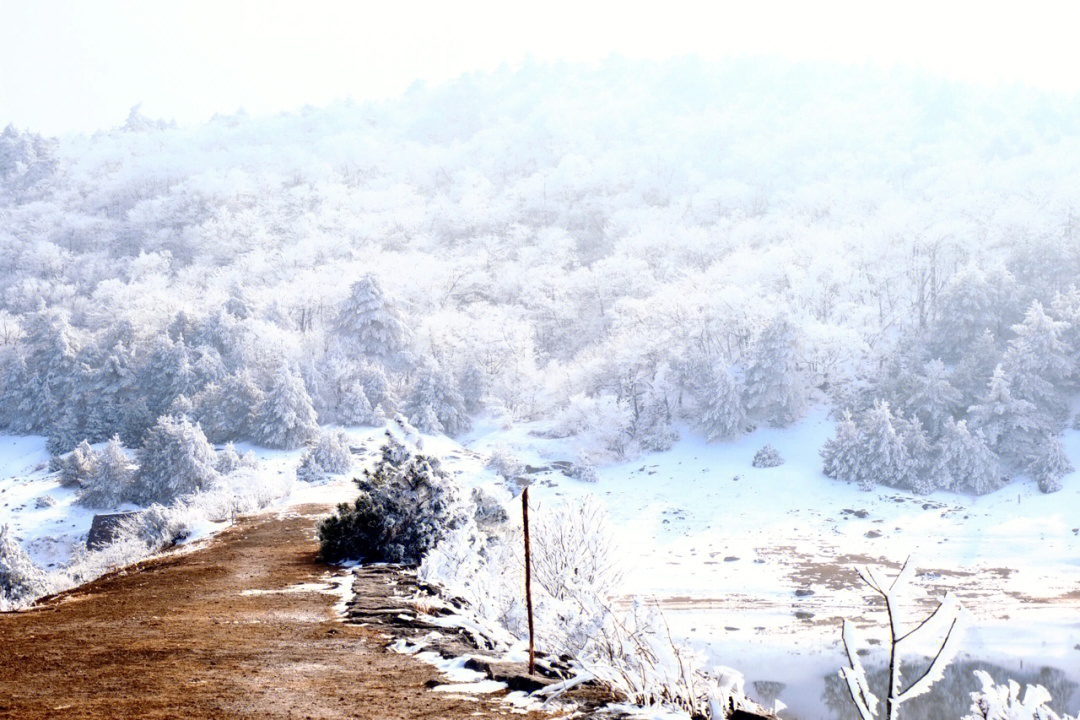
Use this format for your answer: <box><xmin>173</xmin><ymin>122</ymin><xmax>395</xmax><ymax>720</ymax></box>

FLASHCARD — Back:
<box><xmin>794</xmin><ymin>588</ymin><xmax>814</xmax><ymax>597</ymax></box>
<box><xmin>854</xmin><ymin>509</ymin><xmax>869</xmax><ymax>519</ymax></box>
<box><xmin>865</xmin><ymin>530</ymin><xmax>881</xmax><ymax>539</ymax></box>
<box><xmin>794</xmin><ymin>610</ymin><xmax>814</xmax><ymax>620</ymax></box>
<box><xmin>724</xmin><ymin>556</ymin><xmax>739</xmax><ymax>562</ymax></box>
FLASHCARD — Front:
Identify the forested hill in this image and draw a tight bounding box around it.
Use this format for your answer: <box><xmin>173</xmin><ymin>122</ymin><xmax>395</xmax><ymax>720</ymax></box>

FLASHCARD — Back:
<box><xmin>2</xmin><ymin>57</ymin><xmax>1080</xmax><ymax>495</ymax></box>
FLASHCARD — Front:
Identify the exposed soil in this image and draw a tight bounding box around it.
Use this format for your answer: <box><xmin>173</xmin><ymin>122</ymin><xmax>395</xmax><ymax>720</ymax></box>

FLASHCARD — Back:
<box><xmin>0</xmin><ymin>504</ymin><xmax>552</xmax><ymax>720</ymax></box>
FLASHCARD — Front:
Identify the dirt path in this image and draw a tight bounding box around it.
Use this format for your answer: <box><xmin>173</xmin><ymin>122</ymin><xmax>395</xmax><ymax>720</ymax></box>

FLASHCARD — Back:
<box><xmin>0</xmin><ymin>504</ymin><xmax>550</xmax><ymax>720</ymax></box>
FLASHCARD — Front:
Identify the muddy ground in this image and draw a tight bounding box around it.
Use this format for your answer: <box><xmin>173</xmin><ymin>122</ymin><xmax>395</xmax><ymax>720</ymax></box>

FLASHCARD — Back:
<box><xmin>0</xmin><ymin>504</ymin><xmax>553</xmax><ymax>720</ymax></box>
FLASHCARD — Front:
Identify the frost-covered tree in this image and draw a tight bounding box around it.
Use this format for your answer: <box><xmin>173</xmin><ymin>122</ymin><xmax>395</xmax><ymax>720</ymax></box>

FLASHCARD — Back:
<box><xmin>932</xmin><ymin>266</ymin><xmax>1021</xmax><ymax>360</ymax></box>
<box><xmin>822</xmin><ymin>411</ymin><xmax>862</xmax><ymax>486</ymax></box>
<box><xmin>968</xmin><ymin>365</ymin><xmax>1045</xmax><ymax>468</ymax></box>
<box><xmin>742</xmin><ymin>315</ymin><xmax>807</xmax><ymax>427</ymax></box>
<box><xmin>128</xmin><ymin>415</ymin><xmax>219</xmax><ymax>505</ymax></box>
<box><xmin>318</xmin><ymin>433</ymin><xmax>460</xmax><ymax>563</ymax></box>
<box><xmin>335</xmin><ymin>275</ymin><xmax>409</xmax><ymax>358</ymax></box>
<box><xmin>406</xmin><ymin>363</ymin><xmax>470</xmax><ymax>436</ymax></box>
<box><xmin>297</xmin><ymin>430</ymin><xmax>353</xmax><ymax>482</ymax></box>
<box><xmin>1026</xmin><ymin>437</ymin><xmax>1073</xmax><ymax>494</ymax></box>
<box><xmin>932</xmin><ymin>418</ymin><xmax>1002</xmax><ymax>495</ymax></box>
<box><xmin>858</xmin><ymin>400</ymin><xmax>910</xmax><ymax>490</ymax></box>
<box><xmin>752</xmin><ymin>444</ymin><xmax>784</xmax><ymax>468</ymax></box>
<box><xmin>57</xmin><ymin>439</ymin><xmax>97</xmax><ymax>488</ymax></box>
<box><xmin>77</xmin><ymin>437</ymin><xmax>136</xmax><ymax>508</ymax></box>
<box><xmin>1002</xmin><ymin>301</ymin><xmax>1073</xmax><ymax>426</ymax></box>
<box><xmin>194</xmin><ymin>370</ymin><xmax>265</xmax><ymax>443</ymax></box>
<box><xmin>138</xmin><ymin>336</ymin><xmax>197</xmax><ymax>419</ymax></box>
<box><xmin>699</xmin><ymin>363</ymin><xmax>746</xmax><ymax>441</ymax></box>
<box><xmin>254</xmin><ymin>365</ymin><xmax>319</xmax><ymax>449</ymax></box>
<box><xmin>839</xmin><ymin>560</ymin><xmax>963</xmax><ymax>720</ymax></box>
<box><xmin>0</xmin><ymin>524</ymin><xmax>46</xmax><ymax>606</ymax></box>
<box><xmin>907</xmin><ymin>359</ymin><xmax>962</xmax><ymax>437</ymax></box>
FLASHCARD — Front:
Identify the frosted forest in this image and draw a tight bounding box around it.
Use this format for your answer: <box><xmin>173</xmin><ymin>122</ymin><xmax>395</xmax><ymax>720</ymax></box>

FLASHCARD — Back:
<box><xmin>2</xmin><ymin>57</ymin><xmax>1080</xmax><ymax>719</ymax></box>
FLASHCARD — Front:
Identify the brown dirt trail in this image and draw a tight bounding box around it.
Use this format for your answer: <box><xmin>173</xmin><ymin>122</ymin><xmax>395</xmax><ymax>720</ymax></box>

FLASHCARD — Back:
<box><xmin>0</xmin><ymin>504</ymin><xmax>550</xmax><ymax>720</ymax></box>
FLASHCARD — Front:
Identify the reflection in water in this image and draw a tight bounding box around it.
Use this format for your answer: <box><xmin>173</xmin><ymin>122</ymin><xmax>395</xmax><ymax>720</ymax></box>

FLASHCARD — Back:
<box><xmin>818</xmin><ymin>658</ymin><xmax>1077</xmax><ymax>720</ymax></box>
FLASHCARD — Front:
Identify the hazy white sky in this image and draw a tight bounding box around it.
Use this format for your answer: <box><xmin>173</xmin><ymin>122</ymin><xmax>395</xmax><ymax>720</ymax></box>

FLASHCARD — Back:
<box><xmin>2</xmin><ymin>0</ymin><xmax>1079</xmax><ymax>134</ymax></box>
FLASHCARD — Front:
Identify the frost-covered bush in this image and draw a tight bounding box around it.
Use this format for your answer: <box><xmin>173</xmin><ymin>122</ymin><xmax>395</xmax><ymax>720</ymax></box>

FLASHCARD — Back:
<box><xmin>570</xmin><ymin>453</ymin><xmax>599</xmax><ymax>483</ymax></box>
<box><xmin>56</xmin><ymin>439</ymin><xmax>97</xmax><ymax>488</ymax></box>
<box><xmin>0</xmin><ymin>524</ymin><xmax>46</xmax><ymax>607</ymax></box>
<box><xmin>752</xmin><ymin>444</ymin><xmax>784</xmax><ymax>468</ymax></box>
<box><xmin>297</xmin><ymin>430</ymin><xmax>353</xmax><ymax>482</ymax></box>
<box><xmin>962</xmin><ymin>670</ymin><xmax>1077</xmax><ymax>720</ymax></box>
<box><xmin>318</xmin><ymin>433</ymin><xmax>461</xmax><ymax>564</ymax></box>
<box><xmin>470</xmin><ymin>486</ymin><xmax>510</xmax><ymax>529</ymax></box>
<box><xmin>127</xmin><ymin>415</ymin><xmax>219</xmax><ymax>505</ymax></box>
<box><xmin>485</xmin><ymin>445</ymin><xmax>523</xmax><ymax>480</ymax></box>
<box><xmin>77</xmin><ymin>436</ymin><xmax>136</xmax><ymax>508</ymax></box>
<box><xmin>419</xmin><ymin>497</ymin><xmax>763</xmax><ymax>718</ymax></box>
<box><xmin>214</xmin><ymin>442</ymin><xmax>256</xmax><ymax>475</ymax></box>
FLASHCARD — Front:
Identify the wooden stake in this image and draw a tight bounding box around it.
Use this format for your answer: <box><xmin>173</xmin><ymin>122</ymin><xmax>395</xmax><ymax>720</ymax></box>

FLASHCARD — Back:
<box><xmin>522</xmin><ymin>486</ymin><xmax>535</xmax><ymax>676</ymax></box>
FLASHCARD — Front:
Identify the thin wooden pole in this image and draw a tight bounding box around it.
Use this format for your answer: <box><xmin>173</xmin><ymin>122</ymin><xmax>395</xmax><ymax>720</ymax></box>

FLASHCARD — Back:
<box><xmin>522</xmin><ymin>486</ymin><xmax>535</xmax><ymax>675</ymax></box>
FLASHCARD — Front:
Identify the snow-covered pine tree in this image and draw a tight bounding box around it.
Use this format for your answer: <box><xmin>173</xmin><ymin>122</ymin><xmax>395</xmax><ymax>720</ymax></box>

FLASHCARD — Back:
<box><xmin>128</xmin><ymin>415</ymin><xmax>219</xmax><ymax>505</ymax></box>
<box><xmin>907</xmin><ymin>359</ymin><xmax>961</xmax><ymax>438</ymax></box>
<box><xmin>821</xmin><ymin>410</ymin><xmax>862</xmax><ymax>486</ymax></box>
<box><xmin>1026</xmin><ymin>437</ymin><xmax>1073</xmax><ymax>493</ymax></box>
<box><xmin>932</xmin><ymin>266</ymin><xmax>1021</xmax><ymax>361</ymax></box>
<box><xmin>57</xmin><ymin>439</ymin><xmax>97</xmax><ymax>488</ymax></box>
<box><xmin>699</xmin><ymin>363</ymin><xmax>746</xmax><ymax>441</ymax></box>
<box><xmin>857</xmin><ymin>401</ymin><xmax>910</xmax><ymax>490</ymax></box>
<box><xmin>1002</xmin><ymin>300</ymin><xmax>1072</xmax><ymax>426</ymax></box>
<box><xmin>297</xmin><ymin>430</ymin><xmax>353</xmax><ymax>482</ymax></box>
<box><xmin>254</xmin><ymin>365</ymin><xmax>319</xmax><ymax>449</ymax></box>
<box><xmin>406</xmin><ymin>363</ymin><xmax>470</xmax><ymax>436</ymax></box>
<box><xmin>967</xmin><ymin>365</ymin><xmax>1045</xmax><ymax>469</ymax></box>
<box><xmin>335</xmin><ymin>275</ymin><xmax>409</xmax><ymax>358</ymax></box>
<box><xmin>933</xmin><ymin>418</ymin><xmax>1002</xmax><ymax>494</ymax></box>
<box><xmin>337</xmin><ymin>378</ymin><xmax>376</xmax><ymax>425</ymax></box>
<box><xmin>21</xmin><ymin>310</ymin><xmax>79</xmax><ymax>432</ymax></box>
<box><xmin>138</xmin><ymin>335</ymin><xmax>196</xmax><ymax>419</ymax></box>
<box><xmin>896</xmin><ymin>415</ymin><xmax>934</xmax><ymax>494</ymax></box>
<box><xmin>950</xmin><ymin>330</ymin><xmax>1001</xmax><ymax>407</ymax></box>
<box><xmin>77</xmin><ymin>436</ymin><xmax>135</xmax><ymax>508</ymax></box>
<box><xmin>193</xmin><ymin>370</ymin><xmax>265</xmax><ymax>443</ymax></box>
<box><xmin>741</xmin><ymin>315</ymin><xmax>807</xmax><ymax>427</ymax></box>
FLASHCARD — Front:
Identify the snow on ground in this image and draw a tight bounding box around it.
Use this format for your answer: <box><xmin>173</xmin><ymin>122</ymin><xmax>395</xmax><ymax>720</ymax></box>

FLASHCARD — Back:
<box><xmin>462</xmin><ymin>408</ymin><xmax>1080</xmax><ymax>718</ymax></box>
<box><xmin>4</xmin><ymin>412</ymin><xmax>1078</xmax><ymax>716</ymax></box>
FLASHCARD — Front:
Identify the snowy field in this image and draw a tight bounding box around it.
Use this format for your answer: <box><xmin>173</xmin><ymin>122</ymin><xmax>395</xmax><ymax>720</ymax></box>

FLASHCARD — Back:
<box><xmin>461</xmin><ymin>409</ymin><xmax>1080</xmax><ymax>718</ymax></box>
<box><xmin>3</xmin><ymin>414</ymin><xmax>1078</xmax><ymax>718</ymax></box>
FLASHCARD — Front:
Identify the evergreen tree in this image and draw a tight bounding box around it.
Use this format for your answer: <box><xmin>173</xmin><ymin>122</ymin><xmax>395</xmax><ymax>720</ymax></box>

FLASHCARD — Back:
<box><xmin>335</xmin><ymin>275</ymin><xmax>409</xmax><ymax>358</ymax></box>
<box><xmin>297</xmin><ymin>430</ymin><xmax>353</xmax><ymax>481</ymax></box>
<box><xmin>742</xmin><ymin>315</ymin><xmax>807</xmax><ymax>427</ymax></box>
<box><xmin>968</xmin><ymin>365</ymin><xmax>1045</xmax><ymax>468</ymax></box>
<box><xmin>907</xmin><ymin>359</ymin><xmax>961</xmax><ymax>437</ymax></box>
<box><xmin>193</xmin><ymin>370</ymin><xmax>265</xmax><ymax>443</ymax></box>
<box><xmin>406</xmin><ymin>363</ymin><xmax>470</xmax><ymax>436</ymax></box>
<box><xmin>128</xmin><ymin>415</ymin><xmax>219</xmax><ymax>504</ymax></box>
<box><xmin>858</xmin><ymin>400</ymin><xmax>910</xmax><ymax>490</ymax></box>
<box><xmin>699</xmin><ymin>363</ymin><xmax>746</xmax><ymax>441</ymax></box>
<box><xmin>821</xmin><ymin>410</ymin><xmax>862</xmax><ymax>486</ymax></box>
<box><xmin>254</xmin><ymin>365</ymin><xmax>319</xmax><ymax>449</ymax></box>
<box><xmin>933</xmin><ymin>418</ymin><xmax>1002</xmax><ymax>495</ymax></box>
<box><xmin>1027</xmin><ymin>437</ymin><xmax>1073</xmax><ymax>493</ymax></box>
<box><xmin>138</xmin><ymin>336</ymin><xmax>196</xmax><ymax>419</ymax></box>
<box><xmin>1002</xmin><ymin>300</ymin><xmax>1072</xmax><ymax>426</ymax></box>
<box><xmin>932</xmin><ymin>266</ymin><xmax>1021</xmax><ymax>360</ymax></box>
<box><xmin>950</xmin><ymin>330</ymin><xmax>1000</xmax><ymax>407</ymax></box>
<box><xmin>77</xmin><ymin>437</ymin><xmax>136</xmax><ymax>508</ymax></box>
